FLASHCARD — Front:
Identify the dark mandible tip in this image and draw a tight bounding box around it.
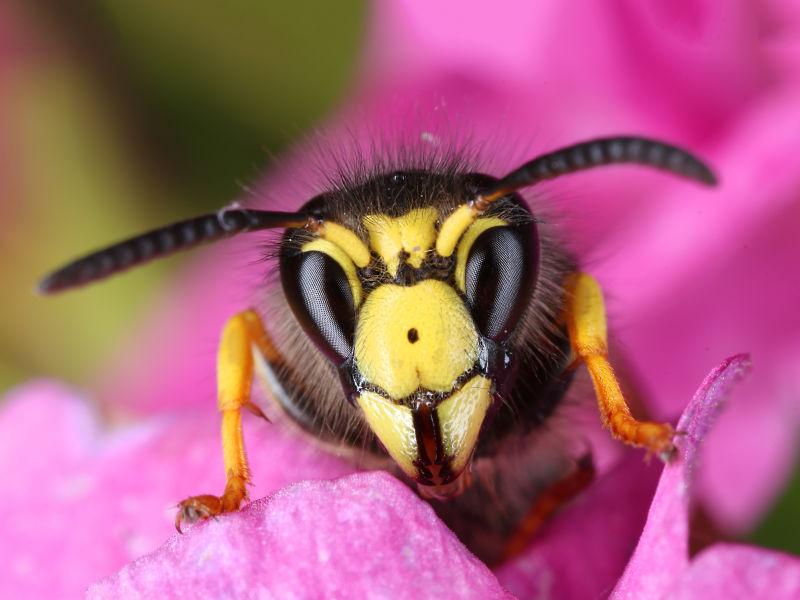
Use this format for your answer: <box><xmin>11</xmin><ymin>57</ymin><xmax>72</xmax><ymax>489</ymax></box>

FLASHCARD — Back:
<box><xmin>37</xmin><ymin>207</ymin><xmax>312</xmax><ymax>295</ymax></box>
<box><xmin>481</xmin><ymin>136</ymin><xmax>718</xmax><ymax>202</ymax></box>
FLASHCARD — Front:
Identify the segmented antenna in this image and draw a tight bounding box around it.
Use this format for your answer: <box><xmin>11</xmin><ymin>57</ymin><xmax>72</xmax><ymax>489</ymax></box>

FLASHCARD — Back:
<box><xmin>476</xmin><ymin>136</ymin><xmax>717</xmax><ymax>207</ymax></box>
<box><xmin>38</xmin><ymin>208</ymin><xmax>314</xmax><ymax>294</ymax></box>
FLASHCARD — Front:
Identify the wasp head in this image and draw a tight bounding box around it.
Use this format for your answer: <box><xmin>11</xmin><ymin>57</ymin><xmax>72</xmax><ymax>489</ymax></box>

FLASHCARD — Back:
<box><xmin>280</xmin><ymin>171</ymin><xmax>539</xmax><ymax>497</ymax></box>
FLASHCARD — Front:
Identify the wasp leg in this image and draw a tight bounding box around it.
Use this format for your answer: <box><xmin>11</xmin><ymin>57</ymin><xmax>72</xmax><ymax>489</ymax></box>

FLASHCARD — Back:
<box><xmin>500</xmin><ymin>455</ymin><xmax>595</xmax><ymax>562</ymax></box>
<box><xmin>176</xmin><ymin>309</ymin><xmax>276</xmax><ymax>532</ymax></box>
<box><xmin>564</xmin><ymin>273</ymin><xmax>675</xmax><ymax>457</ymax></box>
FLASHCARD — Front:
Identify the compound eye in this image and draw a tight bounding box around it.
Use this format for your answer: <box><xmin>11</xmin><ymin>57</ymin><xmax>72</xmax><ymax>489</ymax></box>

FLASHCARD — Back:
<box><xmin>281</xmin><ymin>250</ymin><xmax>355</xmax><ymax>363</ymax></box>
<box><xmin>464</xmin><ymin>224</ymin><xmax>539</xmax><ymax>341</ymax></box>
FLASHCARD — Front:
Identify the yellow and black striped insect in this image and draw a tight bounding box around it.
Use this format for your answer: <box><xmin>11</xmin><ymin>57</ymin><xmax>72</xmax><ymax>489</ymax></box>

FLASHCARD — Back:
<box><xmin>39</xmin><ymin>136</ymin><xmax>715</xmax><ymax>563</ymax></box>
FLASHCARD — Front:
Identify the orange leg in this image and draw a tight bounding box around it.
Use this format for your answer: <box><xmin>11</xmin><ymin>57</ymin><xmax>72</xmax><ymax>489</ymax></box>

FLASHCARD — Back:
<box><xmin>564</xmin><ymin>273</ymin><xmax>675</xmax><ymax>458</ymax></box>
<box><xmin>175</xmin><ymin>309</ymin><xmax>277</xmax><ymax>532</ymax></box>
<box><xmin>502</xmin><ymin>456</ymin><xmax>595</xmax><ymax>562</ymax></box>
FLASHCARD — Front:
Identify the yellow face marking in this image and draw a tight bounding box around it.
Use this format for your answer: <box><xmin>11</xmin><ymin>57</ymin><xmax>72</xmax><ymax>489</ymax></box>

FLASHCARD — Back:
<box><xmin>357</xmin><ymin>375</ymin><xmax>493</xmax><ymax>482</ymax></box>
<box><xmin>355</xmin><ymin>279</ymin><xmax>478</xmax><ymax>399</ymax></box>
<box><xmin>362</xmin><ymin>208</ymin><xmax>439</xmax><ymax>276</ymax></box>
<box><xmin>356</xmin><ymin>391</ymin><xmax>417</xmax><ymax>477</ymax></box>
<box><xmin>319</xmin><ymin>221</ymin><xmax>371</xmax><ymax>268</ymax></box>
<box><xmin>435</xmin><ymin>204</ymin><xmax>477</xmax><ymax>257</ymax></box>
<box><xmin>301</xmin><ymin>238</ymin><xmax>363</xmax><ymax>307</ymax></box>
<box><xmin>454</xmin><ymin>217</ymin><xmax>507</xmax><ymax>292</ymax></box>
<box><xmin>436</xmin><ymin>375</ymin><xmax>493</xmax><ymax>474</ymax></box>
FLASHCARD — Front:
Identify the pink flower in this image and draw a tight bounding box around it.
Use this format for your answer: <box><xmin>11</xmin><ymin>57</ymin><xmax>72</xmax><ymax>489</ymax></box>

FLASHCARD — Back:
<box><xmin>612</xmin><ymin>355</ymin><xmax>799</xmax><ymax>599</ymax></box>
<box><xmin>4</xmin><ymin>358</ymin><xmax>797</xmax><ymax>598</ymax></box>
<box><xmin>3</xmin><ymin>1</ymin><xmax>800</xmax><ymax>598</ymax></box>
<box><xmin>0</xmin><ymin>380</ymin><xmax>358</xmax><ymax>598</ymax></box>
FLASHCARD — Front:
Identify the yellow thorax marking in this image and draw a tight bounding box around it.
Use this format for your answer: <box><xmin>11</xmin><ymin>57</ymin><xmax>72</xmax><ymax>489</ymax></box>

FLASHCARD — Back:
<box><xmin>362</xmin><ymin>208</ymin><xmax>439</xmax><ymax>276</ymax></box>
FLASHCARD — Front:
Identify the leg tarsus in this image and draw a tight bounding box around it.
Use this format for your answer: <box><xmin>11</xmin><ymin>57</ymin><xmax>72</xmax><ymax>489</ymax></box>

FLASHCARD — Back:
<box><xmin>175</xmin><ymin>475</ymin><xmax>248</xmax><ymax>533</ymax></box>
<box><xmin>603</xmin><ymin>404</ymin><xmax>675</xmax><ymax>457</ymax></box>
<box><xmin>175</xmin><ymin>495</ymin><xmax>222</xmax><ymax>533</ymax></box>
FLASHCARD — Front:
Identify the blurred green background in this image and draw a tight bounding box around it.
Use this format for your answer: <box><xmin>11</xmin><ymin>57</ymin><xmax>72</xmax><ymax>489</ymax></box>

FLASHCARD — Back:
<box><xmin>0</xmin><ymin>1</ymin><xmax>795</xmax><ymax>556</ymax></box>
<box><xmin>0</xmin><ymin>1</ymin><xmax>366</xmax><ymax>391</ymax></box>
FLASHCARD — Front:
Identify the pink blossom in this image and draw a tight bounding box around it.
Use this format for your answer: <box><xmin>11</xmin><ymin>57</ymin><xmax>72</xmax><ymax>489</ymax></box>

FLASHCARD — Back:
<box><xmin>87</xmin><ymin>473</ymin><xmax>513</xmax><ymax>600</ymax></box>
<box><xmin>3</xmin><ymin>1</ymin><xmax>800</xmax><ymax>598</ymax></box>
<box><xmin>500</xmin><ymin>355</ymin><xmax>800</xmax><ymax>599</ymax></box>
<box><xmin>0</xmin><ymin>381</ymin><xmax>356</xmax><ymax>598</ymax></box>
<box><xmin>611</xmin><ymin>355</ymin><xmax>800</xmax><ymax>599</ymax></box>
<box><xmin>5</xmin><ymin>357</ymin><xmax>796</xmax><ymax>598</ymax></box>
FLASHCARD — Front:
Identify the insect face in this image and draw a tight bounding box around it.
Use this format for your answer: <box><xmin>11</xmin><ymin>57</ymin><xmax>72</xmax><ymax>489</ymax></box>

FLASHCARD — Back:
<box><xmin>279</xmin><ymin>171</ymin><xmax>539</xmax><ymax>494</ymax></box>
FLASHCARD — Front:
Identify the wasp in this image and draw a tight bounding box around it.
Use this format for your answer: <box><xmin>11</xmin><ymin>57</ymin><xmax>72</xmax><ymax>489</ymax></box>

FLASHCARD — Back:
<box><xmin>39</xmin><ymin>136</ymin><xmax>715</xmax><ymax>564</ymax></box>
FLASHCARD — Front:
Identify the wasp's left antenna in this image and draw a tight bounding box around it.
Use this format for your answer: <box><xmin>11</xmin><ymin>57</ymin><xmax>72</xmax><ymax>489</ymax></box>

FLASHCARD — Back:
<box><xmin>38</xmin><ymin>207</ymin><xmax>317</xmax><ymax>294</ymax></box>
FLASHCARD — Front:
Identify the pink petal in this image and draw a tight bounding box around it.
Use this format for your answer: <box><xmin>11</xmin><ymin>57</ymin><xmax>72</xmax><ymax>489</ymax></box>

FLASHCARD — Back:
<box><xmin>367</xmin><ymin>1</ymin><xmax>769</xmax><ymax>140</ymax></box>
<box><xmin>669</xmin><ymin>544</ymin><xmax>800</xmax><ymax>599</ymax></box>
<box><xmin>0</xmin><ymin>380</ymin><xmax>355</xmax><ymax>598</ymax></box>
<box><xmin>600</xmin><ymin>84</ymin><xmax>800</xmax><ymax>529</ymax></box>
<box><xmin>612</xmin><ymin>354</ymin><xmax>752</xmax><ymax>598</ymax></box>
<box><xmin>495</xmin><ymin>452</ymin><xmax>661</xmax><ymax>600</ymax></box>
<box><xmin>88</xmin><ymin>472</ymin><xmax>512</xmax><ymax>599</ymax></box>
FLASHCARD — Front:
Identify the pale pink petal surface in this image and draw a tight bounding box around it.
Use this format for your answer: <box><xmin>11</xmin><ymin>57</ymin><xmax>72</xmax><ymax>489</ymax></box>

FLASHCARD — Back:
<box><xmin>613</xmin><ymin>354</ymin><xmax>800</xmax><ymax>599</ymax></box>
<box><xmin>600</xmin><ymin>85</ymin><xmax>800</xmax><ymax>530</ymax></box>
<box><xmin>0</xmin><ymin>381</ymin><xmax>356</xmax><ymax>599</ymax></box>
<box><xmin>1</xmin><ymin>379</ymin><xmax>655</xmax><ymax>598</ymax></box>
<box><xmin>669</xmin><ymin>544</ymin><xmax>800</xmax><ymax>599</ymax></box>
<box><xmin>494</xmin><ymin>453</ymin><xmax>661</xmax><ymax>599</ymax></box>
<box><xmin>613</xmin><ymin>355</ymin><xmax>752</xmax><ymax>597</ymax></box>
<box><xmin>87</xmin><ymin>472</ymin><xmax>513</xmax><ymax>600</ymax></box>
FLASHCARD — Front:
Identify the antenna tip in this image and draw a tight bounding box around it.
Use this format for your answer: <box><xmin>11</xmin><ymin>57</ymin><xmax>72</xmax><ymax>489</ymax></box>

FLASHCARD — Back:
<box><xmin>36</xmin><ymin>276</ymin><xmax>55</xmax><ymax>295</ymax></box>
<box><xmin>36</xmin><ymin>271</ymin><xmax>68</xmax><ymax>295</ymax></box>
<box><xmin>686</xmin><ymin>158</ymin><xmax>718</xmax><ymax>186</ymax></box>
<box><xmin>700</xmin><ymin>168</ymin><xmax>719</xmax><ymax>186</ymax></box>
